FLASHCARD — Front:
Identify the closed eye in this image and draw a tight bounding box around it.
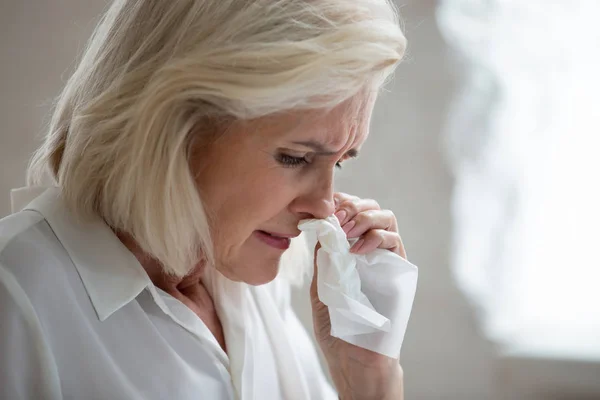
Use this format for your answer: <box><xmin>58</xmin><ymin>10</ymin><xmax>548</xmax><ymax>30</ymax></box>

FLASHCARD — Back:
<box><xmin>276</xmin><ymin>153</ymin><xmax>343</xmax><ymax>169</ymax></box>
<box><xmin>276</xmin><ymin>154</ymin><xmax>309</xmax><ymax>168</ymax></box>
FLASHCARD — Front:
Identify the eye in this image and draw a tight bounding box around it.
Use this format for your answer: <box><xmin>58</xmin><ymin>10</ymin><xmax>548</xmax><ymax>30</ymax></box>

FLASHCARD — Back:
<box><xmin>276</xmin><ymin>154</ymin><xmax>309</xmax><ymax>168</ymax></box>
<box><xmin>276</xmin><ymin>153</ymin><xmax>344</xmax><ymax>169</ymax></box>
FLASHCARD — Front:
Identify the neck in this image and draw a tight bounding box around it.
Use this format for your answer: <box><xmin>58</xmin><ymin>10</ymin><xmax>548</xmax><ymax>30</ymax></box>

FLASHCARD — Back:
<box><xmin>115</xmin><ymin>231</ymin><xmax>205</xmax><ymax>290</ymax></box>
<box><xmin>115</xmin><ymin>231</ymin><xmax>226</xmax><ymax>351</ymax></box>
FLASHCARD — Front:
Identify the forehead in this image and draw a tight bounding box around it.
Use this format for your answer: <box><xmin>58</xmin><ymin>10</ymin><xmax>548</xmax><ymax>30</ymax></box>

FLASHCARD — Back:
<box><xmin>274</xmin><ymin>92</ymin><xmax>376</xmax><ymax>149</ymax></box>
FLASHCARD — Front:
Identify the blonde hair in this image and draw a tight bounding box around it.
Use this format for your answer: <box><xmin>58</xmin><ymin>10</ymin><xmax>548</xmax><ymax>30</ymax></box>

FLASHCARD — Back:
<box><xmin>28</xmin><ymin>0</ymin><xmax>406</xmax><ymax>277</ymax></box>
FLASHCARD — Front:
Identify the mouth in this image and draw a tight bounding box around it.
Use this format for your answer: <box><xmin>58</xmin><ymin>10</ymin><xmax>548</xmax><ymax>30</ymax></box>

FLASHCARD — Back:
<box><xmin>255</xmin><ymin>230</ymin><xmax>296</xmax><ymax>250</ymax></box>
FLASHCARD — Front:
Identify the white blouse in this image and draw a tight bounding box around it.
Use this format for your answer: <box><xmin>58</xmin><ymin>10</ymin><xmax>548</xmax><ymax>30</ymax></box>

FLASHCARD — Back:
<box><xmin>0</xmin><ymin>188</ymin><xmax>336</xmax><ymax>399</ymax></box>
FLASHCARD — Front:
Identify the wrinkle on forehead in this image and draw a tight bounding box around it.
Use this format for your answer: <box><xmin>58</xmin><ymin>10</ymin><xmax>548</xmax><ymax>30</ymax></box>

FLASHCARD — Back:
<box><xmin>286</xmin><ymin>91</ymin><xmax>376</xmax><ymax>151</ymax></box>
<box><xmin>228</xmin><ymin>89</ymin><xmax>377</xmax><ymax>153</ymax></box>
<box><xmin>322</xmin><ymin>91</ymin><xmax>376</xmax><ymax>152</ymax></box>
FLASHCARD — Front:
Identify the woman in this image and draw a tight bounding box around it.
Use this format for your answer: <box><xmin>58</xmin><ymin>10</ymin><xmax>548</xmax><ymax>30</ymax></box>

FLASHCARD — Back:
<box><xmin>0</xmin><ymin>0</ymin><xmax>409</xmax><ymax>398</ymax></box>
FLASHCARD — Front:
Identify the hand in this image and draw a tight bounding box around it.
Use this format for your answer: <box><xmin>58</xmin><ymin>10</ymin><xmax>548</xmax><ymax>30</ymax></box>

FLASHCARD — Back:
<box><xmin>310</xmin><ymin>193</ymin><xmax>406</xmax><ymax>400</ymax></box>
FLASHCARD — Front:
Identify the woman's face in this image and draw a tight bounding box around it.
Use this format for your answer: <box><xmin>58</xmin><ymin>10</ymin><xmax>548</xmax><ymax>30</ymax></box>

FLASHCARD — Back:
<box><xmin>192</xmin><ymin>93</ymin><xmax>376</xmax><ymax>285</ymax></box>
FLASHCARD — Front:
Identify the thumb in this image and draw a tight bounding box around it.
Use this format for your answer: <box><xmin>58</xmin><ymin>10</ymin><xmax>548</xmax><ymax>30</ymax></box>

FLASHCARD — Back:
<box><xmin>309</xmin><ymin>242</ymin><xmax>321</xmax><ymax>302</ymax></box>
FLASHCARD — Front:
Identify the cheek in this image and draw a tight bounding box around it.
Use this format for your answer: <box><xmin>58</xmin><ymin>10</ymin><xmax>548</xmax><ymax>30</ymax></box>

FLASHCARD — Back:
<box><xmin>213</xmin><ymin>172</ymin><xmax>295</xmax><ymax>236</ymax></box>
<box><xmin>211</xmin><ymin>175</ymin><xmax>297</xmax><ymax>275</ymax></box>
<box><xmin>243</xmin><ymin>173</ymin><xmax>298</xmax><ymax>222</ymax></box>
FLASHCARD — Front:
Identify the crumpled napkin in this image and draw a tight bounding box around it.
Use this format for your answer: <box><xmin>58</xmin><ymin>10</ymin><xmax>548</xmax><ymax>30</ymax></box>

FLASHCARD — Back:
<box><xmin>298</xmin><ymin>215</ymin><xmax>418</xmax><ymax>359</ymax></box>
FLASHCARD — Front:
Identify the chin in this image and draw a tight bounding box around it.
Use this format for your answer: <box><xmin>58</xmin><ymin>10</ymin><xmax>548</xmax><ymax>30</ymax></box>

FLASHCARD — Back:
<box><xmin>241</xmin><ymin>260</ymin><xmax>281</xmax><ymax>286</ymax></box>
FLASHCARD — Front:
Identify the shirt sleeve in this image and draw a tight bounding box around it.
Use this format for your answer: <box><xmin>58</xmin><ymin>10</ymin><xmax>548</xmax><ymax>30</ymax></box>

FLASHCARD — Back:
<box><xmin>0</xmin><ymin>262</ymin><xmax>62</xmax><ymax>400</ymax></box>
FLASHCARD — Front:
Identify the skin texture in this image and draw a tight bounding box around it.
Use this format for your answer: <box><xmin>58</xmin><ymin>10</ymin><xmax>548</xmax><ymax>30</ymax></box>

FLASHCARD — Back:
<box><xmin>123</xmin><ymin>90</ymin><xmax>405</xmax><ymax>399</ymax></box>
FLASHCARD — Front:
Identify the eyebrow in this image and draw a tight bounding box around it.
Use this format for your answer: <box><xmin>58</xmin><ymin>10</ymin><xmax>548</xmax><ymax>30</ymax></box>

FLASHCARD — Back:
<box><xmin>291</xmin><ymin>140</ymin><xmax>359</xmax><ymax>158</ymax></box>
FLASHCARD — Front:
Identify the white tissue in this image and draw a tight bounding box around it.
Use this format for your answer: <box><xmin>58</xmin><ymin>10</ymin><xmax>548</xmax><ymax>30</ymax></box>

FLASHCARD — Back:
<box><xmin>298</xmin><ymin>216</ymin><xmax>418</xmax><ymax>359</ymax></box>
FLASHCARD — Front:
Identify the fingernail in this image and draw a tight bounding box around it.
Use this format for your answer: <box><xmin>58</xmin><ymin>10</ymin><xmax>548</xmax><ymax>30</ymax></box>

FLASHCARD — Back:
<box><xmin>342</xmin><ymin>220</ymin><xmax>356</xmax><ymax>235</ymax></box>
<box><xmin>350</xmin><ymin>239</ymin><xmax>365</xmax><ymax>253</ymax></box>
<box><xmin>334</xmin><ymin>210</ymin><xmax>347</xmax><ymax>224</ymax></box>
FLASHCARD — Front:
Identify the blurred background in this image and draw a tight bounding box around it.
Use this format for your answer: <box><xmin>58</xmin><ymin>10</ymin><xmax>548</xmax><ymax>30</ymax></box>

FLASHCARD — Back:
<box><xmin>1</xmin><ymin>1</ymin><xmax>599</xmax><ymax>399</ymax></box>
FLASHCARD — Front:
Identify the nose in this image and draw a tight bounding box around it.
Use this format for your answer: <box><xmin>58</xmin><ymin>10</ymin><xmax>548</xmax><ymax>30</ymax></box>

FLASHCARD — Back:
<box><xmin>289</xmin><ymin>171</ymin><xmax>336</xmax><ymax>220</ymax></box>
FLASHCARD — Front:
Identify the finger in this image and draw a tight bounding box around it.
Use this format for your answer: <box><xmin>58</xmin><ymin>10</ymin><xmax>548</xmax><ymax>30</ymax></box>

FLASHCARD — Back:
<box><xmin>334</xmin><ymin>196</ymin><xmax>381</xmax><ymax>226</ymax></box>
<box><xmin>343</xmin><ymin>209</ymin><xmax>398</xmax><ymax>239</ymax></box>
<box><xmin>334</xmin><ymin>192</ymin><xmax>360</xmax><ymax>206</ymax></box>
<box><xmin>350</xmin><ymin>229</ymin><xmax>406</xmax><ymax>258</ymax></box>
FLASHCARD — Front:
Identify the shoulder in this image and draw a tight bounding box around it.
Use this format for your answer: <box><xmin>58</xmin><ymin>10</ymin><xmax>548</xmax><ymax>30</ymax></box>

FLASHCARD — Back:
<box><xmin>0</xmin><ymin>209</ymin><xmax>75</xmax><ymax>310</ymax></box>
<box><xmin>0</xmin><ymin>209</ymin><xmax>45</xmax><ymax>249</ymax></box>
<box><xmin>0</xmin><ymin>215</ymin><xmax>64</xmax><ymax>398</ymax></box>
<box><xmin>0</xmin><ymin>210</ymin><xmax>55</xmax><ymax>277</ymax></box>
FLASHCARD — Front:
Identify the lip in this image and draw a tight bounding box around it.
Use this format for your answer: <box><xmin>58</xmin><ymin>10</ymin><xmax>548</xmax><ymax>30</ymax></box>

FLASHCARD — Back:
<box><xmin>262</xmin><ymin>231</ymin><xmax>300</xmax><ymax>239</ymax></box>
<box><xmin>255</xmin><ymin>230</ymin><xmax>296</xmax><ymax>250</ymax></box>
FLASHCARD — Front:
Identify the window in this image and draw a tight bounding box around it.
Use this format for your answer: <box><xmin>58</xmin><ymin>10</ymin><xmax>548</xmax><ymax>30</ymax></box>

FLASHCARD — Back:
<box><xmin>437</xmin><ymin>0</ymin><xmax>600</xmax><ymax>357</ymax></box>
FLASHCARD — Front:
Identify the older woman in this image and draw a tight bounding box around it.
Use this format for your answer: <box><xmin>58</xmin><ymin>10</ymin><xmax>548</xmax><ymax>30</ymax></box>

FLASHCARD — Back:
<box><xmin>0</xmin><ymin>0</ymin><xmax>409</xmax><ymax>399</ymax></box>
